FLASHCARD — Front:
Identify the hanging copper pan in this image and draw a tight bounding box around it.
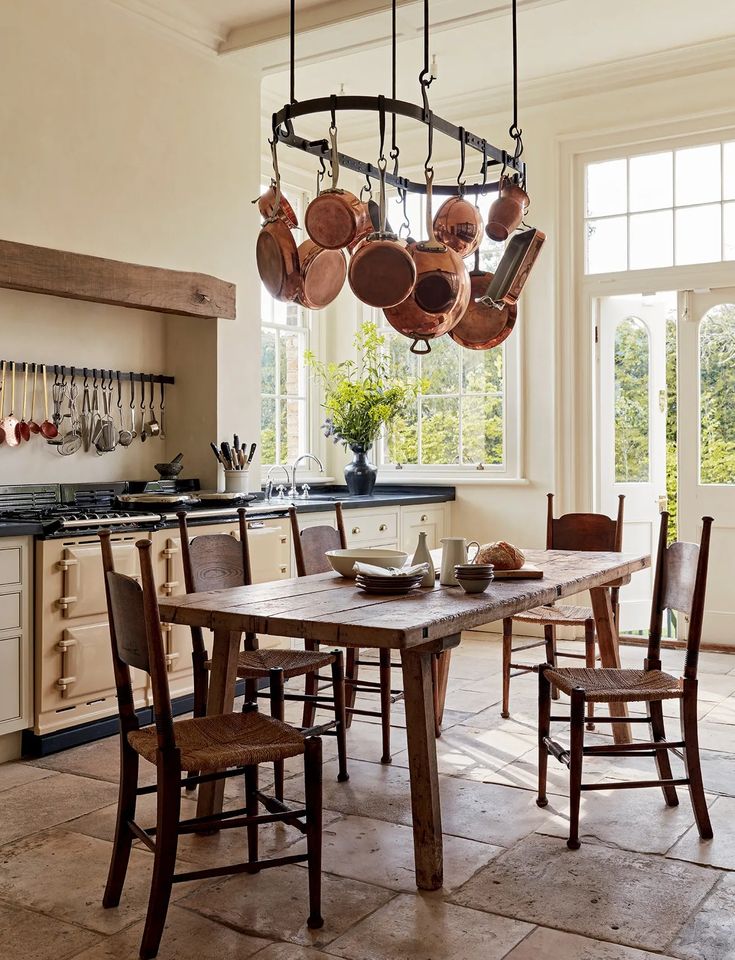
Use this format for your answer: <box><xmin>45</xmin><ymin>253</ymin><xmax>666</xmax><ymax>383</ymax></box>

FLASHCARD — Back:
<box><xmin>256</xmin><ymin>141</ymin><xmax>301</xmax><ymax>302</ymax></box>
<box><xmin>305</xmin><ymin>127</ymin><xmax>370</xmax><ymax>250</ymax></box>
<box><xmin>383</xmin><ymin>170</ymin><xmax>470</xmax><ymax>353</ymax></box>
<box><xmin>348</xmin><ymin>161</ymin><xmax>416</xmax><ymax>309</ymax></box>
<box><xmin>448</xmin><ymin>255</ymin><xmax>517</xmax><ymax>350</ymax></box>
<box><xmin>256</xmin><ymin>183</ymin><xmax>298</xmax><ymax>228</ymax></box>
<box><xmin>296</xmin><ymin>239</ymin><xmax>347</xmax><ymax>310</ymax></box>
<box><xmin>485</xmin><ymin>176</ymin><xmax>529</xmax><ymax>242</ymax></box>
<box><xmin>433</xmin><ymin>194</ymin><xmax>484</xmax><ymax>258</ymax></box>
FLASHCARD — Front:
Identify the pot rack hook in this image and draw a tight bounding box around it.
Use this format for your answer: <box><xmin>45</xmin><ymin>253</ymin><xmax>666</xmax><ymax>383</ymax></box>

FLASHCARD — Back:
<box><xmin>116</xmin><ymin>371</ymin><xmax>123</xmax><ymax>408</ymax></box>
<box><xmin>149</xmin><ymin>374</ymin><xmax>155</xmax><ymax>411</ymax></box>
<box><xmin>160</xmin><ymin>379</ymin><xmax>166</xmax><ymax>410</ymax></box>
<box><xmin>457</xmin><ymin>126</ymin><xmax>466</xmax><ymax>192</ymax></box>
<box><xmin>359</xmin><ymin>171</ymin><xmax>372</xmax><ymax>202</ymax></box>
<box><xmin>316</xmin><ymin>155</ymin><xmax>327</xmax><ymax>196</ymax></box>
<box><xmin>481</xmin><ymin>140</ymin><xmax>488</xmax><ymax>192</ymax></box>
<box><xmin>129</xmin><ymin>372</ymin><xmax>135</xmax><ymax>409</ymax></box>
<box><xmin>83</xmin><ymin>369</ymin><xmax>89</xmax><ymax>389</ymax></box>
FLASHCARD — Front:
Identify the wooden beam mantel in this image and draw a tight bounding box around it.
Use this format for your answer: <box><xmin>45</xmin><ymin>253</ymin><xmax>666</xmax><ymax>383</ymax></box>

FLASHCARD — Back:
<box><xmin>0</xmin><ymin>239</ymin><xmax>236</xmax><ymax>320</ymax></box>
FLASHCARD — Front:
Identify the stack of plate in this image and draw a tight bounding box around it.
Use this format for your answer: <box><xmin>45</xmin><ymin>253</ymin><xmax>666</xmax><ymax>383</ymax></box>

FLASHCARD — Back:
<box><xmin>355</xmin><ymin>571</ymin><xmax>425</xmax><ymax>595</ymax></box>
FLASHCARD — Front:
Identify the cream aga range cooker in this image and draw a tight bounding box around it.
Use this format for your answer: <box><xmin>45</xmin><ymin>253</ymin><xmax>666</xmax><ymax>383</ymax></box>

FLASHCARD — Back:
<box><xmin>0</xmin><ymin>482</ymin><xmax>290</xmax><ymax>755</ymax></box>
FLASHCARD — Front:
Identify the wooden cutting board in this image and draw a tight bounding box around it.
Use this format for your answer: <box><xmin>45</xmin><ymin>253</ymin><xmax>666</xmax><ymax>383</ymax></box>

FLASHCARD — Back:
<box><xmin>490</xmin><ymin>563</ymin><xmax>543</xmax><ymax>580</ymax></box>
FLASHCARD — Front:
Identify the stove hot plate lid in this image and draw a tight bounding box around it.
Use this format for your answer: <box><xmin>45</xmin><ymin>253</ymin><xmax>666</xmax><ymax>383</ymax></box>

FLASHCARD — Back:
<box><xmin>117</xmin><ymin>493</ymin><xmax>201</xmax><ymax>508</ymax></box>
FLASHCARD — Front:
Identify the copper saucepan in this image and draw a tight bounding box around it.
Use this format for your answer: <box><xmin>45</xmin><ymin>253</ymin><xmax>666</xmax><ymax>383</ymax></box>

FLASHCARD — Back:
<box><xmin>255</xmin><ymin>183</ymin><xmax>298</xmax><ymax>228</ymax></box>
<box><xmin>384</xmin><ymin>170</ymin><xmax>470</xmax><ymax>354</ymax></box>
<box><xmin>433</xmin><ymin>194</ymin><xmax>484</xmax><ymax>258</ymax></box>
<box><xmin>305</xmin><ymin>127</ymin><xmax>370</xmax><ymax>251</ymax></box>
<box><xmin>256</xmin><ymin>141</ymin><xmax>300</xmax><ymax>302</ymax></box>
<box><xmin>296</xmin><ymin>239</ymin><xmax>347</xmax><ymax>310</ymax></box>
<box><xmin>348</xmin><ymin>161</ymin><xmax>416</xmax><ymax>309</ymax></box>
<box><xmin>449</xmin><ymin>255</ymin><xmax>518</xmax><ymax>351</ymax></box>
<box><xmin>485</xmin><ymin>176</ymin><xmax>529</xmax><ymax>242</ymax></box>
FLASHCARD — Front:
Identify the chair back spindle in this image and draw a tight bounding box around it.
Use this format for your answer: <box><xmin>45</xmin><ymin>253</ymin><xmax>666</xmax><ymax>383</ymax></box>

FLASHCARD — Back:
<box><xmin>291</xmin><ymin>503</ymin><xmax>347</xmax><ymax>577</ymax></box>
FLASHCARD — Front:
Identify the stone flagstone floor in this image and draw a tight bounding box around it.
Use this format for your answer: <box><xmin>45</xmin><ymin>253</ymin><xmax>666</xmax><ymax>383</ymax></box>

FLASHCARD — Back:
<box><xmin>1</xmin><ymin>631</ymin><xmax>735</xmax><ymax>960</ymax></box>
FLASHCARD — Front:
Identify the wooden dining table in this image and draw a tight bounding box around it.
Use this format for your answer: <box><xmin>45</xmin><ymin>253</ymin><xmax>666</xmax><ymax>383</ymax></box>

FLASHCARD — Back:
<box><xmin>158</xmin><ymin>546</ymin><xmax>649</xmax><ymax>891</ymax></box>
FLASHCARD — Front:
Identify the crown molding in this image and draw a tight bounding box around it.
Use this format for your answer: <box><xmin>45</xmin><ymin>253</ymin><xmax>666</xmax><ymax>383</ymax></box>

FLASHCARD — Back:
<box><xmin>109</xmin><ymin>0</ymin><xmax>224</xmax><ymax>54</ymax></box>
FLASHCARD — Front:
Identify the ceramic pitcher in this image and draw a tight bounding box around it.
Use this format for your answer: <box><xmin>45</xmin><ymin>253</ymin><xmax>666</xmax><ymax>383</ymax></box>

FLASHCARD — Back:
<box><xmin>440</xmin><ymin>537</ymin><xmax>480</xmax><ymax>586</ymax></box>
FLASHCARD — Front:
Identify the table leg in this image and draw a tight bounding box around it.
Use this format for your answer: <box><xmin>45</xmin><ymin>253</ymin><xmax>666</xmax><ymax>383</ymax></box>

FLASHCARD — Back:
<box><xmin>432</xmin><ymin>650</ymin><xmax>452</xmax><ymax>738</ymax></box>
<box><xmin>589</xmin><ymin>587</ymin><xmax>631</xmax><ymax>744</ymax></box>
<box><xmin>401</xmin><ymin>648</ymin><xmax>443</xmax><ymax>891</ymax></box>
<box><xmin>196</xmin><ymin>628</ymin><xmax>242</xmax><ymax>819</ymax></box>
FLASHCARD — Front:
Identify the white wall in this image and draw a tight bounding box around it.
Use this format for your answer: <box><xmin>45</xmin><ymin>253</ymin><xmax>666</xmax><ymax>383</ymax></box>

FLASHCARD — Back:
<box><xmin>0</xmin><ymin>0</ymin><xmax>262</xmax><ymax>490</ymax></box>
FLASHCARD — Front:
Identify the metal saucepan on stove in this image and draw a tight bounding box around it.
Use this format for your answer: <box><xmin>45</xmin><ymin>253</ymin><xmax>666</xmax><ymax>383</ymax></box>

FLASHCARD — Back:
<box><xmin>256</xmin><ymin>140</ymin><xmax>301</xmax><ymax>302</ymax></box>
<box><xmin>304</xmin><ymin>125</ymin><xmax>370</xmax><ymax>251</ymax></box>
<box><xmin>348</xmin><ymin>159</ymin><xmax>416</xmax><ymax>309</ymax></box>
<box><xmin>383</xmin><ymin>169</ymin><xmax>470</xmax><ymax>354</ymax></box>
<box><xmin>448</xmin><ymin>253</ymin><xmax>518</xmax><ymax>351</ymax></box>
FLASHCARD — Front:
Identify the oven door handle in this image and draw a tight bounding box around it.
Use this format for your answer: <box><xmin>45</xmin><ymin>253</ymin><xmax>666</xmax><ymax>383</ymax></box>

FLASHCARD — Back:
<box><xmin>56</xmin><ymin>635</ymin><xmax>78</xmax><ymax>696</ymax></box>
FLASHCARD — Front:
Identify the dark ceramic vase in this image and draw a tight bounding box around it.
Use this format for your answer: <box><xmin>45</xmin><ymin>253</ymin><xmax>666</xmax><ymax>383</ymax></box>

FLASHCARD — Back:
<box><xmin>344</xmin><ymin>444</ymin><xmax>377</xmax><ymax>496</ymax></box>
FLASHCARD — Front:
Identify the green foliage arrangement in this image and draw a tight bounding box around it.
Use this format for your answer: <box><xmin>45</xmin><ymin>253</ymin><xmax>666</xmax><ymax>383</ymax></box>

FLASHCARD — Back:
<box><xmin>305</xmin><ymin>321</ymin><xmax>422</xmax><ymax>451</ymax></box>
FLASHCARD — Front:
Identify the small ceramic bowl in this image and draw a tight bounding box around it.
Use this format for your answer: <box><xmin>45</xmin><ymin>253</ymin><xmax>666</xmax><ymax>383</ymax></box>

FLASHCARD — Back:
<box><xmin>454</xmin><ymin>563</ymin><xmax>494</xmax><ymax>578</ymax></box>
<box><xmin>455</xmin><ymin>575</ymin><xmax>493</xmax><ymax>594</ymax></box>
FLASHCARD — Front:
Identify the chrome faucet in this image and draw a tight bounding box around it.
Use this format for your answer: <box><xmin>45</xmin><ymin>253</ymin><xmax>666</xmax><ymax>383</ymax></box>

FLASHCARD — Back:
<box><xmin>265</xmin><ymin>464</ymin><xmax>291</xmax><ymax>501</ymax></box>
<box><xmin>290</xmin><ymin>454</ymin><xmax>324</xmax><ymax>498</ymax></box>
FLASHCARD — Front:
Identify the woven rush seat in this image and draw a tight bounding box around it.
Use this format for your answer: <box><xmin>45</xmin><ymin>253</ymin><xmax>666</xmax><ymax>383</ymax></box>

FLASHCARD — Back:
<box><xmin>513</xmin><ymin>604</ymin><xmax>593</xmax><ymax>626</ymax></box>
<box><xmin>203</xmin><ymin>648</ymin><xmax>336</xmax><ymax>680</ymax></box>
<box><xmin>128</xmin><ymin>711</ymin><xmax>305</xmax><ymax>772</ymax></box>
<box><xmin>545</xmin><ymin>667</ymin><xmax>683</xmax><ymax>703</ymax></box>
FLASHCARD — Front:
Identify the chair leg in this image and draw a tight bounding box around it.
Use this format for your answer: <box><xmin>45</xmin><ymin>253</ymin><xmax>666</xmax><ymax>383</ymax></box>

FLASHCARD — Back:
<box><xmin>344</xmin><ymin>647</ymin><xmax>359</xmax><ymax>729</ymax></box>
<box><xmin>567</xmin><ymin>687</ymin><xmax>585</xmax><ymax>850</ymax></box>
<box><xmin>302</xmin><ymin>668</ymin><xmax>317</xmax><ymax>729</ymax></box>
<box><xmin>379</xmin><ymin>648</ymin><xmax>392</xmax><ymax>765</ymax></box>
<box><xmin>269</xmin><ymin>667</ymin><xmax>285</xmax><ymax>801</ymax></box>
<box><xmin>650</xmin><ymin>700</ymin><xmax>679</xmax><ymax>807</ymax></box>
<box><xmin>139</xmin><ymin>752</ymin><xmax>181</xmax><ymax>960</ymax></box>
<box><xmin>681</xmin><ymin>686</ymin><xmax>713</xmax><ymax>840</ymax></box>
<box><xmin>584</xmin><ymin>620</ymin><xmax>596</xmax><ymax>731</ymax></box>
<box><xmin>188</xmin><ymin>650</ymin><xmax>209</xmax><ymax>785</ymax></box>
<box><xmin>242</xmin><ymin>678</ymin><xmax>258</xmax><ymax>713</ymax></box>
<box><xmin>244</xmin><ymin>764</ymin><xmax>259</xmax><ymax>870</ymax></box>
<box><xmin>304</xmin><ymin>736</ymin><xmax>324</xmax><ymax>930</ymax></box>
<box><xmin>545</xmin><ymin>624</ymin><xmax>560</xmax><ymax>701</ymax></box>
<box><xmin>501</xmin><ymin>618</ymin><xmax>512</xmax><ymax>719</ymax></box>
<box><xmin>537</xmin><ymin>664</ymin><xmax>551</xmax><ymax>808</ymax></box>
<box><xmin>331</xmin><ymin>651</ymin><xmax>349</xmax><ymax>783</ymax></box>
<box><xmin>103</xmin><ymin>738</ymin><xmax>139</xmax><ymax>908</ymax></box>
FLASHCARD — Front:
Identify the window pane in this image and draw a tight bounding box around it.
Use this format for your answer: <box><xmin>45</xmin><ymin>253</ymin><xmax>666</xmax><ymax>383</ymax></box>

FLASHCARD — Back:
<box><xmin>699</xmin><ymin>304</ymin><xmax>735</xmax><ymax>484</ymax></box>
<box><xmin>261</xmin><ymin>397</ymin><xmax>276</xmax><ymax>466</ymax></box>
<box><xmin>462</xmin><ymin>347</ymin><xmax>503</xmax><ymax>393</ymax></box>
<box><xmin>675</xmin><ymin>144</ymin><xmax>720</xmax><ymax>205</ymax></box>
<box><xmin>280</xmin><ymin>398</ymin><xmax>304</xmax><ymax>464</ymax></box>
<box><xmin>724</xmin><ymin>202</ymin><xmax>735</xmax><ymax>260</ymax></box>
<box><xmin>629</xmin><ymin>210</ymin><xmax>673</xmax><ymax>269</ymax></box>
<box><xmin>586</xmin><ymin>159</ymin><xmax>627</xmax><ymax>217</ymax></box>
<box><xmin>386</xmin><ymin>403</ymin><xmax>418</xmax><ymax>465</ymax></box>
<box><xmin>675</xmin><ymin>204</ymin><xmax>721</xmax><ymax>265</ymax></box>
<box><xmin>629</xmin><ymin>152</ymin><xmax>673</xmax><ymax>212</ymax></box>
<box><xmin>421</xmin><ymin>397</ymin><xmax>460</xmax><ymax>464</ymax></box>
<box><xmin>614</xmin><ymin>317</ymin><xmax>650</xmax><ymax>483</ymax></box>
<box><xmin>262</xmin><ymin>328</ymin><xmax>276</xmax><ymax>394</ymax></box>
<box><xmin>421</xmin><ymin>336</ymin><xmax>459</xmax><ymax>395</ymax></box>
<box><xmin>279</xmin><ymin>329</ymin><xmax>304</xmax><ymax>397</ymax></box>
<box><xmin>461</xmin><ymin>395</ymin><xmax>503</xmax><ymax>465</ymax></box>
<box><xmin>586</xmin><ymin>216</ymin><xmax>627</xmax><ymax>273</ymax></box>
<box><xmin>725</xmin><ymin>142</ymin><xmax>735</xmax><ymax>201</ymax></box>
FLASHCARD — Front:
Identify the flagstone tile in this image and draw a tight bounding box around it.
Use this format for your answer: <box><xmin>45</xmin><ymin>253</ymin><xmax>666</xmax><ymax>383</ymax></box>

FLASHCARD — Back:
<box><xmin>505</xmin><ymin>926</ymin><xmax>679</xmax><ymax>960</ymax></box>
<box><xmin>0</xmin><ymin>900</ymin><xmax>100</xmax><ymax>960</ymax></box>
<box><xmin>670</xmin><ymin>873</ymin><xmax>735</xmax><ymax>960</ymax></box>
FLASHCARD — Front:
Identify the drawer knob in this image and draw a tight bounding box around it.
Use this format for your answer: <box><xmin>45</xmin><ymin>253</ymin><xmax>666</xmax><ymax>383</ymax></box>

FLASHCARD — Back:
<box><xmin>379</xmin><ymin>523</ymin><xmax>388</xmax><ymax>532</ymax></box>
<box><xmin>420</xmin><ymin>514</ymin><xmax>428</xmax><ymax>522</ymax></box>
<box><xmin>352</xmin><ymin>526</ymin><xmax>361</xmax><ymax>535</ymax></box>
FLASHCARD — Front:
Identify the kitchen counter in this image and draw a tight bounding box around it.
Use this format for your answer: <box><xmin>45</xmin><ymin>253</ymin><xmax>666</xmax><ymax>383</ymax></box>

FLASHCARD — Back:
<box><xmin>257</xmin><ymin>483</ymin><xmax>455</xmax><ymax>514</ymax></box>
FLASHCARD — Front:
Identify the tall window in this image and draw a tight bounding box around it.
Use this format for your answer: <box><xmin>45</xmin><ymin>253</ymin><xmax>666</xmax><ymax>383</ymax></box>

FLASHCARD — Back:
<box><xmin>260</xmin><ymin>184</ymin><xmax>311</xmax><ymax>467</ymax></box>
<box><xmin>377</xmin><ymin>190</ymin><xmax>516</xmax><ymax>473</ymax></box>
<box><xmin>585</xmin><ymin>139</ymin><xmax>735</xmax><ymax>274</ymax></box>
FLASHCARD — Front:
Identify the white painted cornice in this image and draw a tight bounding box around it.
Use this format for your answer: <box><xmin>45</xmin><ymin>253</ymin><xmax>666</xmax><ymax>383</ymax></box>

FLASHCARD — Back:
<box><xmin>109</xmin><ymin>0</ymin><xmax>224</xmax><ymax>54</ymax></box>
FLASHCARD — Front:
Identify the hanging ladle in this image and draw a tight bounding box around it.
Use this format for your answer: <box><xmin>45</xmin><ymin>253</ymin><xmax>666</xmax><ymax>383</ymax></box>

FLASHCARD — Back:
<box><xmin>18</xmin><ymin>363</ymin><xmax>31</xmax><ymax>442</ymax></box>
<box><xmin>1</xmin><ymin>362</ymin><xmax>21</xmax><ymax>447</ymax></box>
<box><xmin>39</xmin><ymin>364</ymin><xmax>58</xmax><ymax>440</ymax></box>
<box><xmin>28</xmin><ymin>364</ymin><xmax>41</xmax><ymax>435</ymax></box>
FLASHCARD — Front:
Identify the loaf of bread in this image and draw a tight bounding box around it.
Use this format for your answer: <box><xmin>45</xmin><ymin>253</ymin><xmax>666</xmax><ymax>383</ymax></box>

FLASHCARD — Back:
<box><xmin>475</xmin><ymin>540</ymin><xmax>525</xmax><ymax>571</ymax></box>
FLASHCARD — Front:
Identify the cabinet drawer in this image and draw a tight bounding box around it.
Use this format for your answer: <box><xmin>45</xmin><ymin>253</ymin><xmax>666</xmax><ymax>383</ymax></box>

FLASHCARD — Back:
<box><xmin>401</xmin><ymin>505</ymin><xmax>448</xmax><ymax>552</ymax></box>
<box><xmin>0</xmin><ymin>635</ymin><xmax>21</xmax><ymax>722</ymax></box>
<box><xmin>0</xmin><ymin>592</ymin><xmax>21</xmax><ymax>631</ymax></box>
<box><xmin>345</xmin><ymin>510</ymin><xmax>399</xmax><ymax>544</ymax></box>
<box><xmin>0</xmin><ymin>547</ymin><xmax>21</xmax><ymax>586</ymax></box>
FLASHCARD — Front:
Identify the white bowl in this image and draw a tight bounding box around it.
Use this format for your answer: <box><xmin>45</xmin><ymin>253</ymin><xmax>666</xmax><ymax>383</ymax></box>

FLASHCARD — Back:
<box><xmin>326</xmin><ymin>548</ymin><xmax>409</xmax><ymax>578</ymax></box>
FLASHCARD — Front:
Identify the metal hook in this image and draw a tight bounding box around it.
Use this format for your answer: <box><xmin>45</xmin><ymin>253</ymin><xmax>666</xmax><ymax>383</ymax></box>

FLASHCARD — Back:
<box><xmin>457</xmin><ymin>126</ymin><xmax>466</xmax><ymax>192</ymax></box>
<box><xmin>129</xmin><ymin>373</ymin><xmax>135</xmax><ymax>408</ymax></box>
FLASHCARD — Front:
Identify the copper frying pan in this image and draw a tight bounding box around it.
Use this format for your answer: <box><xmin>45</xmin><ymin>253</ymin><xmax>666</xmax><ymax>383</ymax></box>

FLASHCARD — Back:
<box><xmin>256</xmin><ymin>141</ymin><xmax>300</xmax><ymax>302</ymax></box>
<box><xmin>256</xmin><ymin>183</ymin><xmax>299</xmax><ymax>228</ymax></box>
<box><xmin>348</xmin><ymin>161</ymin><xmax>416</xmax><ymax>309</ymax></box>
<box><xmin>449</xmin><ymin>257</ymin><xmax>517</xmax><ymax>350</ymax></box>
<box><xmin>296</xmin><ymin>239</ymin><xmax>347</xmax><ymax>310</ymax></box>
<box><xmin>305</xmin><ymin>127</ymin><xmax>370</xmax><ymax>250</ymax></box>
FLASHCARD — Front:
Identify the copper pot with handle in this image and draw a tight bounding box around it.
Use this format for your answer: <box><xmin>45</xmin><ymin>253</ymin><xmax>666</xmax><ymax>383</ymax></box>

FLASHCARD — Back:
<box><xmin>384</xmin><ymin>169</ymin><xmax>470</xmax><ymax>354</ymax></box>
<box><xmin>255</xmin><ymin>183</ymin><xmax>298</xmax><ymax>228</ymax></box>
<box><xmin>295</xmin><ymin>239</ymin><xmax>347</xmax><ymax>310</ymax></box>
<box><xmin>448</xmin><ymin>253</ymin><xmax>517</xmax><ymax>350</ymax></box>
<box><xmin>485</xmin><ymin>176</ymin><xmax>529</xmax><ymax>242</ymax></box>
<box><xmin>256</xmin><ymin>141</ymin><xmax>300</xmax><ymax>302</ymax></box>
<box><xmin>433</xmin><ymin>194</ymin><xmax>484</xmax><ymax>258</ymax></box>
<box><xmin>304</xmin><ymin>126</ymin><xmax>370</xmax><ymax>251</ymax></box>
<box><xmin>348</xmin><ymin>159</ymin><xmax>416</xmax><ymax>309</ymax></box>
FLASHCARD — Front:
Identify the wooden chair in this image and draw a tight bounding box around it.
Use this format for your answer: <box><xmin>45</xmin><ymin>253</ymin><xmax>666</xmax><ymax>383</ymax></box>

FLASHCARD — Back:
<box><xmin>290</xmin><ymin>504</ymin><xmax>404</xmax><ymax>764</ymax></box>
<box><xmin>99</xmin><ymin>533</ymin><xmax>324</xmax><ymax>960</ymax></box>
<box><xmin>177</xmin><ymin>508</ymin><xmax>348</xmax><ymax>800</ymax></box>
<box><xmin>537</xmin><ymin>511</ymin><xmax>714</xmax><ymax>850</ymax></box>
<box><xmin>502</xmin><ymin>493</ymin><xmax>625</xmax><ymax>726</ymax></box>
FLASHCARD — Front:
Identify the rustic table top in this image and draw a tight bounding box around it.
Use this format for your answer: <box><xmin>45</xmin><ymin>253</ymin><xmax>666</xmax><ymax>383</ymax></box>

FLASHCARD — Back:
<box><xmin>158</xmin><ymin>549</ymin><xmax>650</xmax><ymax>650</ymax></box>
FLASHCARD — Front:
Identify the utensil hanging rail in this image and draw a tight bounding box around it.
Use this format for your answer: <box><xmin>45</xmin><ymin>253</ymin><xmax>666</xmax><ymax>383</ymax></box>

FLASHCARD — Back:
<box><xmin>273</xmin><ymin>95</ymin><xmax>525</xmax><ymax>197</ymax></box>
<box><xmin>0</xmin><ymin>363</ymin><xmax>174</xmax><ymax>385</ymax></box>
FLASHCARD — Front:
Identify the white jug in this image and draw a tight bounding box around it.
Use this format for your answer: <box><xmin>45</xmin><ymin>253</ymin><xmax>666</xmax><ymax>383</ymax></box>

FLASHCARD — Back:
<box><xmin>440</xmin><ymin>537</ymin><xmax>480</xmax><ymax>586</ymax></box>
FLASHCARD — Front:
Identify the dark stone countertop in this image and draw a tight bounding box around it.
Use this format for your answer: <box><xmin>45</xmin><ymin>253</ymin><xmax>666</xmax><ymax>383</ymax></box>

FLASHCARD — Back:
<box><xmin>0</xmin><ymin>522</ymin><xmax>43</xmax><ymax>538</ymax></box>
<box><xmin>261</xmin><ymin>484</ymin><xmax>455</xmax><ymax>514</ymax></box>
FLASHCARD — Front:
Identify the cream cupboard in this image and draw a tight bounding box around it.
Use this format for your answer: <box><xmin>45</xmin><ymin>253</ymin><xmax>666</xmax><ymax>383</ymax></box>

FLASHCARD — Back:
<box><xmin>0</xmin><ymin>537</ymin><xmax>32</xmax><ymax>736</ymax></box>
<box><xmin>295</xmin><ymin>502</ymin><xmax>451</xmax><ymax>555</ymax></box>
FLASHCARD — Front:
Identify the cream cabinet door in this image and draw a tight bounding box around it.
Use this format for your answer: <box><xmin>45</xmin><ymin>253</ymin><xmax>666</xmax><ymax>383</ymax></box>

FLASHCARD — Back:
<box><xmin>0</xmin><ymin>537</ymin><xmax>31</xmax><ymax>735</ymax></box>
<box><xmin>401</xmin><ymin>504</ymin><xmax>448</xmax><ymax>553</ymax></box>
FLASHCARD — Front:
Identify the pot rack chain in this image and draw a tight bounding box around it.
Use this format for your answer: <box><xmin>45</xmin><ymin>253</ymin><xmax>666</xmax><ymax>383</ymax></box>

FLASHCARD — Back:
<box><xmin>509</xmin><ymin>0</ymin><xmax>524</xmax><ymax>165</ymax></box>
